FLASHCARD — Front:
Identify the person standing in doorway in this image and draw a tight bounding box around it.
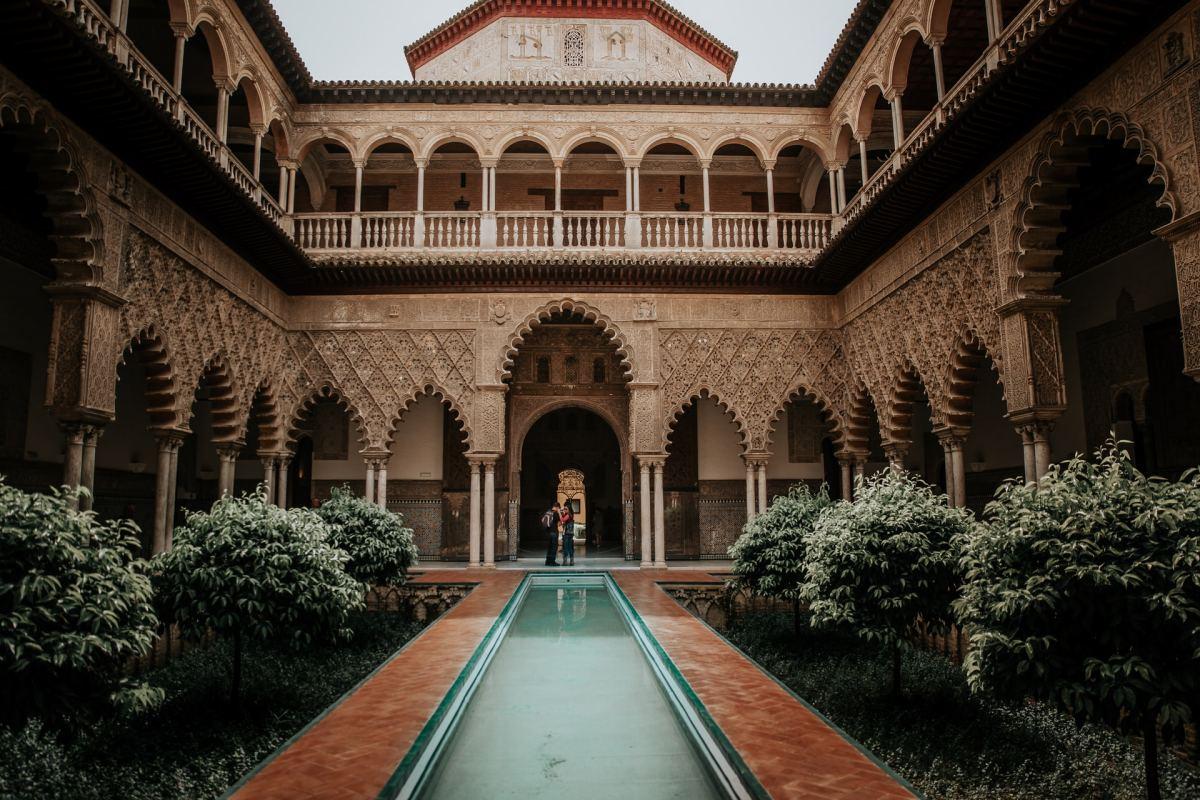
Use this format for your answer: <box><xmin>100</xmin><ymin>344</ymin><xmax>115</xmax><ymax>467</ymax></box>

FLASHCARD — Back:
<box><xmin>542</xmin><ymin>502</ymin><xmax>560</xmax><ymax>566</ymax></box>
<box><xmin>560</xmin><ymin>502</ymin><xmax>575</xmax><ymax>566</ymax></box>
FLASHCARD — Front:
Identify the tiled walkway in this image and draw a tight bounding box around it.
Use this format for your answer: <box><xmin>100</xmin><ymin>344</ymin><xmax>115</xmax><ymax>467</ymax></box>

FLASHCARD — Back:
<box><xmin>230</xmin><ymin>569</ymin><xmax>915</xmax><ymax>800</ymax></box>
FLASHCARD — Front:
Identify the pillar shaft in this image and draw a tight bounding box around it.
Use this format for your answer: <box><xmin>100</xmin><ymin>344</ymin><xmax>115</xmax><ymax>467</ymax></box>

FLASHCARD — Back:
<box><xmin>702</xmin><ymin>166</ymin><xmax>711</xmax><ymax>213</ymax></box>
<box><xmin>252</xmin><ymin>132</ymin><xmax>263</xmax><ymax>181</ymax></box>
<box><xmin>376</xmin><ymin>463</ymin><xmax>387</xmax><ymax>509</ymax></box>
<box><xmin>765</xmin><ymin>168</ymin><xmax>775</xmax><ymax>214</ymax></box>
<box><xmin>858</xmin><ymin>138</ymin><xmax>869</xmax><ymax>186</ymax></box>
<box><xmin>483</xmin><ymin>461</ymin><xmax>496</xmax><ymax>567</ymax></box>
<box><xmin>79</xmin><ymin>426</ymin><xmax>100</xmax><ymax>511</ymax></box>
<box><xmin>639</xmin><ymin>460</ymin><xmax>652</xmax><ymax>567</ymax></box>
<box><xmin>840</xmin><ymin>459</ymin><xmax>854</xmax><ymax>501</ymax></box>
<box><xmin>152</xmin><ymin>436</ymin><xmax>175</xmax><ymax>554</ymax></box>
<box><xmin>277</xmin><ymin>457</ymin><xmax>291</xmax><ymax>509</ymax></box>
<box><xmin>364</xmin><ymin>459</ymin><xmax>376</xmax><ymax>504</ymax></box>
<box><xmin>836</xmin><ymin>167</ymin><xmax>847</xmax><ymax>209</ymax></box>
<box><xmin>744</xmin><ymin>460</ymin><xmax>756</xmax><ymax>522</ymax></box>
<box><xmin>354</xmin><ymin>165</ymin><xmax>363</xmax><ymax>213</ymax></box>
<box><xmin>416</xmin><ymin>164</ymin><xmax>426</xmax><ymax>211</ymax></box>
<box><xmin>756</xmin><ymin>463</ymin><xmax>768</xmax><ymax>515</ymax></box>
<box><xmin>468</xmin><ymin>460</ymin><xmax>481</xmax><ymax>568</ymax></box>
<box><xmin>61</xmin><ymin>425</ymin><xmax>85</xmax><ymax>508</ymax></box>
<box><xmin>827</xmin><ymin>168</ymin><xmax>839</xmax><ymax>213</ymax></box>
<box><xmin>890</xmin><ymin>95</ymin><xmax>905</xmax><ymax>147</ymax></box>
<box><xmin>165</xmin><ymin>444</ymin><xmax>180</xmax><ymax>548</ymax></box>
<box><xmin>652</xmin><ymin>461</ymin><xmax>666</xmax><ymax>568</ymax></box>
<box><xmin>931</xmin><ymin>42</ymin><xmax>946</xmax><ymax>100</ymax></box>
<box><xmin>172</xmin><ymin>33</ymin><xmax>186</xmax><ymax>93</ymax></box>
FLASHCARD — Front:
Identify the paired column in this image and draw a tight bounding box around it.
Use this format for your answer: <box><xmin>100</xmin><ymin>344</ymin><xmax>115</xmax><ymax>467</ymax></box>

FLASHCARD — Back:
<box><xmin>465</xmin><ymin>455</ymin><xmax>499</xmax><ymax>568</ymax></box>
<box><xmin>79</xmin><ymin>425</ymin><xmax>102</xmax><ymax>511</ymax></box>
<box><xmin>276</xmin><ymin>455</ymin><xmax>291</xmax><ymax>509</ymax></box>
<box><xmin>839</xmin><ymin>457</ymin><xmax>855</xmax><ymax>501</ymax></box>
<box><xmin>1016</xmin><ymin>420</ymin><xmax>1054</xmax><ymax>485</ymax></box>
<box><xmin>744</xmin><ymin>458</ymin><xmax>756</xmax><ymax>522</ymax></box>
<box><xmin>216</xmin><ymin>443</ymin><xmax>241</xmax><ymax>497</ymax></box>
<box><xmin>153</xmin><ymin>430</ymin><xmax>186</xmax><ymax>554</ymax></box>
<box><xmin>261</xmin><ymin>453</ymin><xmax>279</xmax><ymax>505</ymax></box>
<box><xmin>936</xmin><ymin>429</ymin><xmax>967</xmax><ymax>508</ymax></box>
<box><xmin>61</xmin><ymin>422</ymin><xmax>103</xmax><ymax>511</ymax></box>
<box><xmin>826</xmin><ymin>166</ymin><xmax>840</xmax><ymax>213</ymax></box>
<box><xmin>652</xmin><ymin>458</ymin><xmax>666</xmax><ymax>568</ymax></box>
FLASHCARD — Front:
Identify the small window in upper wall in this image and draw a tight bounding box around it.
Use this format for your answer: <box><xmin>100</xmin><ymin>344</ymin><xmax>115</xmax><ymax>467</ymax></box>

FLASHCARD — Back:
<box><xmin>564</xmin><ymin>29</ymin><xmax>585</xmax><ymax>67</ymax></box>
<box><xmin>564</xmin><ymin>356</ymin><xmax>579</xmax><ymax>383</ymax></box>
<box><xmin>536</xmin><ymin>356</ymin><xmax>551</xmax><ymax>383</ymax></box>
<box><xmin>592</xmin><ymin>358</ymin><xmax>606</xmax><ymax>384</ymax></box>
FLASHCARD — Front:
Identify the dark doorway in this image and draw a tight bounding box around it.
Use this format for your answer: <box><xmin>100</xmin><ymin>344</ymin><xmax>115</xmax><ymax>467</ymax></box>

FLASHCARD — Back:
<box><xmin>290</xmin><ymin>436</ymin><xmax>313</xmax><ymax>508</ymax></box>
<box><xmin>519</xmin><ymin>407</ymin><xmax>622</xmax><ymax>558</ymax></box>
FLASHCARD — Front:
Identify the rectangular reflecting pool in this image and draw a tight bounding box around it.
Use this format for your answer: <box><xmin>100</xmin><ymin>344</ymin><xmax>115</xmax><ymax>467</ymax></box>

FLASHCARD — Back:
<box><xmin>390</xmin><ymin>574</ymin><xmax>757</xmax><ymax>799</ymax></box>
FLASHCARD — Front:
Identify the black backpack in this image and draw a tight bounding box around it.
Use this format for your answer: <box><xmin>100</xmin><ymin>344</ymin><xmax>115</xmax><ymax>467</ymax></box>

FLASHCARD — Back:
<box><xmin>540</xmin><ymin>510</ymin><xmax>556</xmax><ymax>530</ymax></box>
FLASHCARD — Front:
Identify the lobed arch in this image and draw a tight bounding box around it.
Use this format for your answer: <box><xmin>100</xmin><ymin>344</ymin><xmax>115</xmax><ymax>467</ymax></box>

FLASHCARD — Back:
<box><xmin>842</xmin><ymin>383</ymin><xmax>882</xmax><ymax>455</ymax></box>
<box><xmin>941</xmin><ymin>329</ymin><xmax>1007</xmax><ymax>431</ymax></box>
<box><xmin>1010</xmin><ymin>107</ymin><xmax>1177</xmax><ymax>296</ymax></box>
<box><xmin>499</xmin><ymin>298</ymin><xmax>634</xmax><ymax>384</ymax></box>
<box><xmin>384</xmin><ymin>383</ymin><xmax>474</xmax><ymax>453</ymax></box>
<box><xmin>118</xmin><ymin>327</ymin><xmax>180</xmax><ymax>431</ymax></box>
<box><xmin>762</xmin><ymin>382</ymin><xmax>847</xmax><ymax>457</ymax></box>
<box><xmin>665</xmin><ymin>389</ymin><xmax>751</xmax><ymax>454</ymax></box>
<box><xmin>0</xmin><ymin>94</ymin><xmax>104</xmax><ymax>282</ymax></box>
<box><xmin>418</xmin><ymin>130</ymin><xmax>487</xmax><ymax>162</ymax></box>
<box><xmin>884</xmin><ymin>359</ymin><xmax>940</xmax><ymax>444</ymax></box>
<box><xmin>635</xmin><ymin>131</ymin><xmax>705</xmax><ymax>162</ymax></box>
<box><xmin>560</xmin><ymin>128</ymin><xmax>629</xmax><ymax>160</ymax></box>
<box><xmin>285</xmin><ymin>383</ymin><xmax>371</xmax><ymax>452</ymax></box>
<box><xmin>705</xmin><ymin>133</ymin><xmax>770</xmax><ymax>165</ymax></box>
<box><xmin>767</xmin><ymin>133</ymin><xmax>832</xmax><ymax>165</ymax></box>
<box><xmin>190</xmin><ymin>354</ymin><xmax>241</xmax><ymax>444</ymax></box>
<box><xmin>244</xmin><ymin>378</ymin><xmax>285</xmax><ymax>453</ymax></box>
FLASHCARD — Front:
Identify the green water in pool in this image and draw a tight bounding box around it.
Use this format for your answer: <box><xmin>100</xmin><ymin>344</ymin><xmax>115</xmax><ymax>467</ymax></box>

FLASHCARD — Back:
<box><xmin>417</xmin><ymin>586</ymin><xmax>725</xmax><ymax>799</ymax></box>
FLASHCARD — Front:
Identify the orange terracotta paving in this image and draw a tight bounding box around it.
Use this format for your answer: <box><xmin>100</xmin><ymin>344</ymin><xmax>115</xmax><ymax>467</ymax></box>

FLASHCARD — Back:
<box><xmin>614</xmin><ymin>569</ymin><xmax>916</xmax><ymax>799</ymax></box>
<box><xmin>231</xmin><ymin>568</ymin><xmax>914</xmax><ymax>799</ymax></box>
<box><xmin>231</xmin><ymin>570</ymin><xmax>521</xmax><ymax>800</ymax></box>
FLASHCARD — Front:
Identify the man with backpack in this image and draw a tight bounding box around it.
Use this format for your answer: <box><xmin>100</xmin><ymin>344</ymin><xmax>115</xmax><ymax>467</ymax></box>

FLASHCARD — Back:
<box><xmin>542</xmin><ymin>502</ymin><xmax>560</xmax><ymax>566</ymax></box>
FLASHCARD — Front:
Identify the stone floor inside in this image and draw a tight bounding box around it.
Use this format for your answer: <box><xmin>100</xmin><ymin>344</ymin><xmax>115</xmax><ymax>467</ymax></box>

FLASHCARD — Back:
<box><xmin>229</xmin><ymin>568</ymin><xmax>915</xmax><ymax>800</ymax></box>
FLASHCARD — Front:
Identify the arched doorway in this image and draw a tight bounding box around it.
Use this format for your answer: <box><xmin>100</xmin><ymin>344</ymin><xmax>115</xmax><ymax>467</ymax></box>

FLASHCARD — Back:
<box><xmin>518</xmin><ymin>407</ymin><xmax>623</xmax><ymax>559</ymax></box>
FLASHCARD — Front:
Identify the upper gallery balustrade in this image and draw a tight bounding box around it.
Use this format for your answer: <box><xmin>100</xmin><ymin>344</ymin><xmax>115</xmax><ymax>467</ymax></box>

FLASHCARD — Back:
<box><xmin>50</xmin><ymin>0</ymin><xmax>1060</xmax><ymax>261</ymax></box>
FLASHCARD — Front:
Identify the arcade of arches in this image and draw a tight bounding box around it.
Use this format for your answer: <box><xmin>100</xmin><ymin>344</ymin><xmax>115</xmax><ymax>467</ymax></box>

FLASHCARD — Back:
<box><xmin>2</xmin><ymin>1</ymin><xmax>1200</xmax><ymax>569</ymax></box>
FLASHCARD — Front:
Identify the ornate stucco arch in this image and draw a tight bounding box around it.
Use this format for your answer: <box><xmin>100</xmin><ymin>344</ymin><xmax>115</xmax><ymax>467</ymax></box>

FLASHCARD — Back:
<box><xmin>285</xmin><ymin>382</ymin><xmax>371</xmax><ymax>452</ymax></box>
<box><xmin>498</xmin><ymin>298</ymin><xmax>635</xmax><ymax>384</ymax></box>
<box><xmin>0</xmin><ymin>93</ymin><xmax>104</xmax><ymax>283</ymax></box>
<box><xmin>842</xmin><ymin>382</ymin><xmax>882</xmax><ymax>456</ymax></box>
<box><xmin>186</xmin><ymin>352</ymin><xmax>242</xmax><ymax>443</ymax></box>
<box><xmin>385</xmin><ymin>382</ymin><xmax>475</xmax><ymax>453</ymax></box>
<box><xmin>118</xmin><ymin>326</ymin><xmax>182</xmax><ymax>432</ymax></box>
<box><xmin>941</xmin><ymin>327</ymin><xmax>1007</xmax><ymax>432</ymax></box>
<box><xmin>1009</xmin><ymin>107</ymin><xmax>1178</xmax><ymax>297</ymax></box>
<box><xmin>762</xmin><ymin>381</ymin><xmax>848</xmax><ymax>458</ymax></box>
<box><xmin>244</xmin><ymin>377</ymin><xmax>285</xmax><ymax>453</ymax></box>
<box><xmin>882</xmin><ymin>358</ymin><xmax>942</xmax><ymax>444</ymax></box>
<box><xmin>664</xmin><ymin>389</ymin><xmax>751</xmax><ymax>454</ymax></box>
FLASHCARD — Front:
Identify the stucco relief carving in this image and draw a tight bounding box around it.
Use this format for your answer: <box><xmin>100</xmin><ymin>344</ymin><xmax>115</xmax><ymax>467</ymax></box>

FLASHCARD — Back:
<box><xmin>280</xmin><ymin>329</ymin><xmax>477</xmax><ymax>452</ymax></box>
<box><xmin>658</xmin><ymin>328</ymin><xmax>848</xmax><ymax>453</ymax></box>
<box><xmin>843</xmin><ymin>231</ymin><xmax>1004</xmax><ymax>442</ymax></box>
<box><xmin>117</xmin><ymin>230</ymin><xmax>291</xmax><ymax>438</ymax></box>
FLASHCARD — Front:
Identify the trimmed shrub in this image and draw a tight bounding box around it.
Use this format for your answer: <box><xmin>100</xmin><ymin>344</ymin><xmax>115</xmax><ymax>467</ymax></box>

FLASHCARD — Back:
<box><xmin>151</xmin><ymin>491</ymin><xmax>363</xmax><ymax>700</ymax></box>
<box><xmin>803</xmin><ymin>469</ymin><xmax>970</xmax><ymax>693</ymax></box>
<box><xmin>0</xmin><ymin>479</ymin><xmax>161</xmax><ymax>726</ymax></box>
<box><xmin>955</xmin><ymin>443</ymin><xmax>1200</xmax><ymax>800</ymax></box>
<box><xmin>315</xmin><ymin>486</ymin><xmax>418</xmax><ymax>587</ymax></box>
<box><xmin>729</xmin><ymin>483</ymin><xmax>832</xmax><ymax>632</ymax></box>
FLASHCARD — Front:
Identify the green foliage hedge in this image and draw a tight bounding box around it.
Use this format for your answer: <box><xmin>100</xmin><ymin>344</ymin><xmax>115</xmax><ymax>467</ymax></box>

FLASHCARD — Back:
<box><xmin>0</xmin><ymin>479</ymin><xmax>161</xmax><ymax>726</ymax></box>
<box><xmin>315</xmin><ymin>486</ymin><xmax>418</xmax><ymax>587</ymax></box>
<box><xmin>729</xmin><ymin>483</ymin><xmax>831</xmax><ymax>601</ymax></box>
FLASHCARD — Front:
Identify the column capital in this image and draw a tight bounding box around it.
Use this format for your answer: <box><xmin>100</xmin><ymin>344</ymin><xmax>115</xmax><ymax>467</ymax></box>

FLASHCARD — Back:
<box><xmin>881</xmin><ymin>440</ymin><xmax>909</xmax><ymax>464</ymax></box>
<box><xmin>623</xmin><ymin>157</ymin><xmax>643</xmax><ymax>169</ymax></box>
<box><xmin>413</xmin><ymin>157</ymin><xmax>429</xmax><ymax>169</ymax></box>
<box><xmin>742</xmin><ymin>453</ymin><xmax>770</xmax><ymax>468</ymax></box>
<box><xmin>478</xmin><ymin>157</ymin><xmax>499</xmax><ymax>169</ymax></box>
<box><xmin>933</xmin><ymin>426</ymin><xmax>969</xmax><ymax>449</ymax></box>
<box><xmin>697</xmin><ymin>158</ymin><xmax>712</xmax><ymax>170</ymax></box>
<box><xmin>551</xmin><ymin>157</ymin><xmax>566</xmax><ymax>169</ymax></box>
<box><xmin>635</xmin><ymin>453</ymin><xmax>667</xmax><ymax>468</ymax></box>
<box><xmin>214</xmin><ymin>441</ymin><xmax>243</xmax><ymax>461</ymax></box>
<box><xmin>760</xmin><ymin>159</ymin><xmax>776</xmax><ymax>171</ymax></box>
<box><xmin>154</xmin><ymin>426</ymin><xmax>190</xmax><ymax>446</ymax></box>
<box><xmin>1011</xmin><ymin>417</ymin><xmax>1056</xmax><ymax>442</ymax></box>
<box><xmin>925</xmin><ymin>34</ymin><xmax>946</xmax><ymax>48</ymax></box>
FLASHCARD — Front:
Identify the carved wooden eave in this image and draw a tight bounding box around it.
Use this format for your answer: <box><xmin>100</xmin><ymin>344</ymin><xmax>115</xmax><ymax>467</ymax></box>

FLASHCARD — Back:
<box><xmin>296</xmin><ymin>252</ymin><xmax>824</xmax><ymax>293</ymax></box>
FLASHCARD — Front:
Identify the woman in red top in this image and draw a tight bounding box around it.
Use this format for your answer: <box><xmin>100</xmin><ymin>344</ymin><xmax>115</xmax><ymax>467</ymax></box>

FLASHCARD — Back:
<box><xmin>559</xmin><ymin>504</ymin><xmax>575</xmax><ymax>566</ymax></box>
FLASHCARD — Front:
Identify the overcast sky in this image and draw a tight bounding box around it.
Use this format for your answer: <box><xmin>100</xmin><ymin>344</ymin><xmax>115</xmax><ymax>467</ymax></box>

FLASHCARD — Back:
<box><xmin>270</xmin><ymin>0</ymin><xmax>860</xmax><ymax>85</ymax></box>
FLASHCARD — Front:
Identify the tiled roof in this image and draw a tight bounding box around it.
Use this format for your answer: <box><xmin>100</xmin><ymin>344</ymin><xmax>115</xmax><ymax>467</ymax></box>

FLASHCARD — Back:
<box><xmin>234</xmin><ymin>0</ymin><xmax>887</xmax><ymax>105</ymax></box>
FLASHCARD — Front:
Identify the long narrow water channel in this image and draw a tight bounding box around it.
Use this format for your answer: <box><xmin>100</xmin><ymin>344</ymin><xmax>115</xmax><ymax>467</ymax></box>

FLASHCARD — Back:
<box><xmin>417</xmin><ymin>585</ymin><xmax>726</xmax><ymax>799</ymax></box>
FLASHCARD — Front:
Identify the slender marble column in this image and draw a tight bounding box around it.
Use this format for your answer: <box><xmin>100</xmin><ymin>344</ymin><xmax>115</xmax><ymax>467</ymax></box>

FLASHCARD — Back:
<box><xmin>468</xmin><ymin>459</ymin><xmax>481</xmax><ymax>568</ymax></box>
<box><xmin>483</xmin><ymin>460</ymin><xmax>496</xmax><ymax>567</ymax></box>
<box><xmin>364</xmin><ymin>459</ymin><xmax>376</xmax><ymax>504</ymax></box>
<box><xmin>152</xmin><ymin>435</ymin><xmax>177</xmax><ymax>554</ymax></box>
<box><xmin>756</xmin><ymin>462</ymin><xmax>768</xmax><ymax>515</ymax></box>
<box><xmin>79</xmin><ymin>426</ymin><xmax>101</xmax><ymax>511</ymax></box>
<box><xmin>61</xmin><ymin>424</ymin><xmax>85</xmax><ymax>509</ymax></box>
<box><xmin>277</xmin><ymin>456</ymin><xmax>291</xmax><ymax>509</ymax></box>
<box><xmin>639</xmin><ymin>459</ymin><xmax>652</xmax><ymax>567</ymax></box>
<box><xmin>840</xmin><ymin>459</ymin><xmax>854</xmax><ymax>501</ymax></box>
<box><xmin>216</xmin><ymin>444</ymin><xmax>240</xmax><ymax>497</ymax></box>
<box><xmin>376</xmin><ymin>461</ymin><xmax>387</xmax><ymax>509</ymax></box>
<box><xmin>652</xmin><ymin>460</ymin><xmax>666</xmax><ymax>568</ymax></box>
<box><xmin>744</xmin><ymin>459</ymin><xmax>756</xmax><ymax>522</ymax></box>
<box><xmin>165</xmin><ymin>443</ymin><xmax>181</xmax><ymax>548</ymax></box>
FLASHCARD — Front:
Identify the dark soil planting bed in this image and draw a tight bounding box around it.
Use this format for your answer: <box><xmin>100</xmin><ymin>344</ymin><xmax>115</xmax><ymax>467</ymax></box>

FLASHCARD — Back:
<box><xmin>724</xmin><ymin>612</ymin><xmax>1200</xmax><ymax>800</ymax></box>
<box><xmin>0</xmin><ymin>612</ymin><xmax>424</xmax><ymax>800</ymax></box>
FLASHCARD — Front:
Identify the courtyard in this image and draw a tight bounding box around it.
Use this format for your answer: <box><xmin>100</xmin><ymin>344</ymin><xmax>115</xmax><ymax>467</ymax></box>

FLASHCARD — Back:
<box><xmin>3</xmin><ymin>0</ymin><xmax>1200</xmax><ymax>797</ymax></box>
